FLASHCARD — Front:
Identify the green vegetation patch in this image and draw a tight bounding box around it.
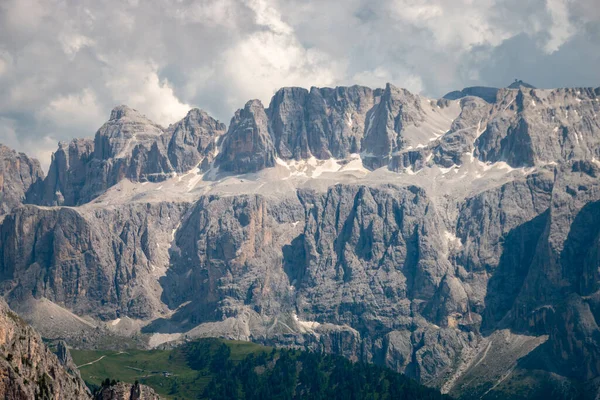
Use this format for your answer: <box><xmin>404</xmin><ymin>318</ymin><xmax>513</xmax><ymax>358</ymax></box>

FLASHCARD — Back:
<box><xmin>72</xmin><ymin>338</ymin><xmax>450</xmax><ymax>400</ymax></box>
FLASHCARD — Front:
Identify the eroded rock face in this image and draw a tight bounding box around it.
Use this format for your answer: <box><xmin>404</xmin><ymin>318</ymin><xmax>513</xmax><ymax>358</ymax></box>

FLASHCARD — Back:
<box><xmin>152</xmin><ymin>185</ymin><xmax>478</xmax><ymax>383</ymax></box>
<box><xmin>216</xmin><ymin>100</ymin><xmax>276</xmax><ymax>174</ymax></box>
<box><xmin>0</xmin><ymin>299</ymin><xmax>89</xmax><ymax>399</ymax></box>
<box><xmin>362</xmin><ymin>84</ymin><xmax>425</xmax><ymax>168</ymax></box>
<box><xmin>0</xmin><ymin>202</ymin><xmax>187</xmax><ymax>320</ymax></box>
<box><xmin>2</xmin><ymin>83</ymin><xmax>600</xmax><ymax>398</ymax></box>
<box><xmin>94</xmin><ymin>382</ymin><xmax>159</xmax><ymax>400</ymax></box>
<box><xmin>475</xmin><ymin>88</ymin><xmax>600</xmax><ymax>167</ymax></box>
<box><xmin>0</xmin><ymin>144</ymin><xmax>44</xmax><ymax>215</ymax></box>
<box><xmin>167</xmin><ymin>108</ymin><xmax>226</xmax><ymax>173</ymax></box>
<box><xmin>267</xmin><ymin>85</ymin><xmax>378</xmax><ymax>160</ymax></box>
<box><xmin>32</xmin><ymin>106</ymin><xmax>224</xmax><ymax>206</ymax></box>
<box><xmin>36</xmin><ymin>139</ymin><xmax>94</xmax><ymax>207</ymax></box>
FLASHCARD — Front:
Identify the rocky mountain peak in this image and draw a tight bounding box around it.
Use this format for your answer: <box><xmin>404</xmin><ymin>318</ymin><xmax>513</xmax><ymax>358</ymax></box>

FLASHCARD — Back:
<box><xmin>167</xmin><ymin>107</ymin><xmax>226</xmax><ymax>172</ymax></box>
<box><xmin>3</xmin><ymin>81</ymin><xmax>600</xmax><ymax>399</ymax></box>
<box><xmin>216</xmin><ymin>99</ymin><xmax>275</xmax><ymax>173</ymax></box>
<box><xmin>244</xmin><ymin>98</ymin><xmax>267</xmax><ymax>115</ymax></box>
<box><xmin>108</xmin><ymin>105</ymin><xmax>149</xmax><ymax>122</ymax></box>
<box><xmin>0</xmin><ymin>144</ymin><xmax>44</xmax><ymax>215</ymax></box>
<box><xmin>475</xmin><ymin>86</ymin><xmax>600</xmax><ymax>167</ymax></box>
<box><xmin>182</xmin><ymin>107</ymin><xmax>207</xmax><ymax>121</ymax></box>
<box><xmin>507</xmin><ymin>79</ymin><xmax>536</xmax><ymax>89</ymax></box>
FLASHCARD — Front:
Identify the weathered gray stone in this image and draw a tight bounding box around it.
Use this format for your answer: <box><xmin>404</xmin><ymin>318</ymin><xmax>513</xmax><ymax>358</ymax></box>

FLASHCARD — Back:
<box><xmin>0</xmin><ymin>144</ymin><xmax>44</xmax><ymax>215</ymax></box>
<box><xmin>0</xmin><ymin>299</ymin><xmax>90</xmax><ymax>399</ymax></box>
<box><xmin>216</xmin><ymin>100</ymin><xmax>276</xmax><ymax>174</ymax></box>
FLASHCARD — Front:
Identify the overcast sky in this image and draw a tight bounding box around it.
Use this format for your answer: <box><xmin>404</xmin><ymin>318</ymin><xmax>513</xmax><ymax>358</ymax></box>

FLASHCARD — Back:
<box><xmin>1</xmin><ymin>0</ymin><xmax>599</xmax><ymax>170</ymax></box>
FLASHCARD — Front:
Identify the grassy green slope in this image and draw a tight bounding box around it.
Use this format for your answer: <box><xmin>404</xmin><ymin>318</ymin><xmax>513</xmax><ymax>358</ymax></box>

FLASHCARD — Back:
<box><xmin>72</xmin><ymin>338</ymin><xmax>450</xmax><ymax>400</ymax></box>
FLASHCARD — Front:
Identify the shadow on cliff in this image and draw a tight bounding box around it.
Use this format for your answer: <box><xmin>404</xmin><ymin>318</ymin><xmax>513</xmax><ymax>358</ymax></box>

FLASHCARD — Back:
<box><xmin>481</xmin><ymin>209</ymin><xmax>550</xmax><ymax>333</ymax></box>
<box><xmin>483</xmin><ymin>200</ymin><xmax>600</xmax><ymax>386</ymax></box>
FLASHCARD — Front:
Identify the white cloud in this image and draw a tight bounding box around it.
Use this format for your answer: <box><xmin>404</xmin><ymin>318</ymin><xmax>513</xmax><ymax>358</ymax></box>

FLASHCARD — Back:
<box><xmin>39</xmin><ymin>88</ymin><xmax>105</xmax><ymax>130</ymax></box>
<box><xmin>171</xmin><ymin>0</ymin><xmax>245</xmax><ymax>29</ymax></box>
<box><xmin>0</xmin><ymin>0</ymin><xmax>597</xmax><ymax>168</ymax></box>
<box><xmin>0</xmin><ymin>117</ymin><xmax>55</xmax><ymax>172</ymax></box>
<box><xmin>59</xmin><ymin>32</ymin><xmax>95</xmax><ymax>57</ymax></box>
<box><xmin>247</xmin><ymin>0</ymin><xmax>293</xmax><ymax>34</ymax></box>
<box><xmin>0</xmin><ymin>0</ymin><xmax>48</xmax><ymax>34</ymax></box>
<box><xmin>0</xmin><ymin>57</ymin><xmax>7</xmax><ymax>77</ymax></box>
<box><xmin>219</xmin><ymin>0</ymin><xmax>342</xmax><ymax>109</ymax></box>
<box><xmin>388</xmin><ymin>0</ymin><xmax>510</xmax><ymax>50</ymax></box>
<box><xmin>544</xmin><ymin>0</ymin><xmax>576</xmax><ymax>53</ymax></box>
<box><xmin>352</xmin><ymin>67</ymin><xmax>423</xmax><ymax>93</ymax></box>
<box><xmin>104</xmin><ymin>61</ymin><xmax>192</xmax><ymax>127</ymax></box>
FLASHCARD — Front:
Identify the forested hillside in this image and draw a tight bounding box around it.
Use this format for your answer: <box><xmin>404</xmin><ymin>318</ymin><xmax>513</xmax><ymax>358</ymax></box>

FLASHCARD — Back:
<box><xmin>74</xmin><ymin>338</ymin><xmax>450</xmax><ymax>400</ymax></box>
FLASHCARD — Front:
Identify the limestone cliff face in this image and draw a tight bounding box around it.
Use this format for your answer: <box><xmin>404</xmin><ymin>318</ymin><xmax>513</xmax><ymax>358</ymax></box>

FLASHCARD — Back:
<box><xmin>267</xmin><ymin>85</ymin><xmax>378</xmax><ymax>160</ymax></box>
<box><xmin>36</xmin><ymin>139</ymin><xmax>94</xmax><ymax>207</ymax></box>
<box><xmin>0</xmin><ymin>299</ymin><xmax>89</xmax><ymax>399</ymax></box>
<box><xmin>166</xmin><ymin>108</ymin><xmax>226</xmax><ymax>173</ymax></box>
<box><xmin>1</xmin><ymin>83</ymin><xmax>600</xmax><ymax>398</ymax></box>
<box><xmin>0</xmin><ymin>144</ymin><xmax>44</xmax><ymax>216</ymax></box>
<box><xmin>26</xmin><ymin>86</ymin><xmax>600</xmax><ymax>209</ymax></box>
<box><xmin>152</xmin><ymin>185</ymin><xmax>476</xmax><ymax>383</ymax></box>
<box><xmin>0</xmin><ymin>202</ymin><xmax>186</xmax><ymax>320</ymax></box>
<box><xmin>475</xmin><ymin>88</ymin><xmax>600</xmax><ymax>167</ymax></box>
<box><xmin>32</xmin><ymin>106</ymin><xmax>224</xmax><ymax>206</ymax></box>
<box><xmin>361</xmin><ymin>84</ymin><xmax>426</xmax><ymax>169</ymax></box>
<box><xmin>94</xmin><ymin>382</ymin><xmax>160</xmax><ymax>400</ymax></box>
<box><xmin>216</xmin><ymin>100</ymin><xmax>276</xmax><ymax>174</ymax></box>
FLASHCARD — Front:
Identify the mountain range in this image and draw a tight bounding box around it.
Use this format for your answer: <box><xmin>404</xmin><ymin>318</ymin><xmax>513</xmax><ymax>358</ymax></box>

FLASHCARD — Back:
<box><xmin>1</xmin><ymin>81</ymin><xmax>599</xmax><ymax>399</ymax></box>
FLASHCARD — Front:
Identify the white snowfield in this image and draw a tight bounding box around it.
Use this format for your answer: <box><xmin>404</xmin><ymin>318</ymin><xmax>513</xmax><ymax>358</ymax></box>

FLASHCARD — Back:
<box><xmin>90</xmin><ymin>140</ymin><xmax>538</xmax><ymax>211</ymax></box>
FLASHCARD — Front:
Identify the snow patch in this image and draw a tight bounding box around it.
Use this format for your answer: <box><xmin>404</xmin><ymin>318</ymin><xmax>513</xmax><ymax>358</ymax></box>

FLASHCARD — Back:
<box><xmin>475</xmin><ymin>120</ymin><xmax>485</xmax><ymax>139</ymax></box>
<box><xmin>365</xmin><ymin>113</ymin><xmax>375</xmax><ymax>135</ymax></box>
<box><xmin>293</xmin><ymin>313</ymin><xmax>320</xmax><ymax>333</ymax></box>
<box><xmin>444</xmin><ymin>230</ymin><xmax>463</xmax><ymax>249</ymax></box>
<box><xmin>149</xmin><ymin>333</ymin><xmax>182</xmax><ymax>348</ymax></box>
<box><xmin>404</xmin><ymin>166</ymin><xmax>418</xmax><ymax>175</ymax></box>
<box><xmin>278</xmin><ymin>156</ymin><xmax>358</xmax><ymax>179</ymax></box>
<box><xmin>439</xmin><ymin>165</ymin><xmax>458</xmax><ymax>174</ymax></box>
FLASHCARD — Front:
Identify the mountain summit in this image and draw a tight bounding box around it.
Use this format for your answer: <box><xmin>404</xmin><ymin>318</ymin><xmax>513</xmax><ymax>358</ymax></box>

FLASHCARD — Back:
<box><xmin>1</xmin><ymin>82</ymin><xmax>599</xmax><ymax>399</ymax></box>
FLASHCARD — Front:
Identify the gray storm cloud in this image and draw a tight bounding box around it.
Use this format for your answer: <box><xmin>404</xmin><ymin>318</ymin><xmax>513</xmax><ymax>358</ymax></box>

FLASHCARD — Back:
<box><xmin>0</xmin><ymin>0</ymin><xmax>598</xmax><ymax>170</ymax></box>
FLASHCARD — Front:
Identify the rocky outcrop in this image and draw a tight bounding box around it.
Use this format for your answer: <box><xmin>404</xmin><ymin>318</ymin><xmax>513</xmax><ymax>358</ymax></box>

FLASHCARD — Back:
<box><xmin>56</xmin><ymin>340</ymin><xmax>81</xmax><ymax>378</ymax></box>
<box><xmin>158</xmin><ymin>193</ymin><xmax>304</xmax><ymax>327</ymax></box>
<box><xmin>430</xmin><ymin>97</ymin><xmax>491</xmax><ymax>168</ymax></box>
<box><xmin>0</xmin><ymin>144</ymin><xmax>44</xmax><ymax>215</ymax></box>
<box><xmin>362</xmin><ymin>84</ymin><xmax>426</xmax><ymax>168</ymax></box>
<box><xmin>166</xmin><ymin>108</ymin><xmax>226</xmax><ymax>173</ymax></box>
<box><xmin>94</xmin><ymin>381</ymin><xmax>160</xmax><ymax>400</ymax></box>
<box><xmin>22</xmin><ymin>85</ymin><xmax>600</xmax><ymax>210</ymax></box>
<box><xmin>0</xmin><ymin>202</ymin><xmax>187</xmax><ymax>320</ymax></box>
<box><xmin>150</xmin><ymin>184</ymin><xmax>478</xmax><ymax>384</ymax></box>
<box><xmin>216</xmin><ymin>100</ymin><xmax>276</xmax><ymax>174</ymax></box>
<box><xmin>35</xmin><ymin>139</ymin><xmax>94</xmax><ymax>206</ymax></box>
<box><xmin>475</xmin><ymin>87</ymin><xmax>600</xmax><ymax>167</ymax></box>
<box><xmin>0</xmin><ymin>299</ymin><xmax>90</xmax><ymax>399</ymax></box>
<box><xmin>443</xmin><ymin>86</ymin><xmax>500</xmax><ymax>103</ymax></box>
<box><xmin>267</xmin><ymin>85</ymin><xmax>378</xmax><ymax>160</ymax></box>
<box><xmin>32</xmin><ymin>106</ymin><xmax>224</xmax><ymax>206</ymax></box>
